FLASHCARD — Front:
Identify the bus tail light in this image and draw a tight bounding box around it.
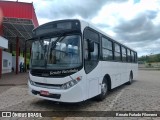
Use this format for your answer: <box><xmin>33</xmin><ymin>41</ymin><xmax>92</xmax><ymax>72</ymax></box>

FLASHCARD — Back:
<box><xmin>61</xmin><ymin>76</ymin><xmax>82</xmax><ymax>90</ymax></box>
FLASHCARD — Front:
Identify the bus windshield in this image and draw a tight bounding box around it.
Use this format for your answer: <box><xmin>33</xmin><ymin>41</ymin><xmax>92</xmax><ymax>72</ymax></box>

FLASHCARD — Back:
<box><xmin>31</xmin><ymin>35</ymin><xmax>82</xmax><ymax>69</ymax></box>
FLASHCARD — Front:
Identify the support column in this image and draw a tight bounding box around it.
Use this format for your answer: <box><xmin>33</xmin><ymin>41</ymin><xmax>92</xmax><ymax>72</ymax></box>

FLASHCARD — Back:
<box><xmin>23</xmin><ymin>49</ymin><xmax>24</xmax><ymax>57</ymax></box>
<box><xmin>0</xmin><ymin>24</ymin><xmax>3</xmax><ymax>78</ymax></box>
<box><xmin>19</xmin><ymin>47</ymin><xmax>20</xmax><ymax>56</ymax></box>
<box><xmin>10</xmin><ymin>43</ymin><xmax>13</xmax><ymax>54</ymax></box>
<box><xmin>0</xmin><ymin>49</ymin><xmax>2</xmax><ymax>79</ymax></box>
<box><xmin>16</xmin><ymin>37</ymin><xmax>19</xmax><ymax>74</ymax></box>
<box><xmin>24</xmin><ymin>42</ymin><xmax>27</xmax><ymax>72</ymax></box>
<box><xmin>30</xmin><ymin>47</ymin><xmax>31</xmax><ymax>58</ymax></box>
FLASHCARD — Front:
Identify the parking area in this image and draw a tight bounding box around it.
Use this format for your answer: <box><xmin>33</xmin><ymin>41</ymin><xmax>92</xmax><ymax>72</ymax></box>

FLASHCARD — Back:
<box><xmin>0</xmin><ymin>70</ymin><xmax>160</xmax><ymax>120</ymax></box>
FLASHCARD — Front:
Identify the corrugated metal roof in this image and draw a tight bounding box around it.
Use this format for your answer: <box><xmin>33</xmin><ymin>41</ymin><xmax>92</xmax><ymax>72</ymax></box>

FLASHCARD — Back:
<box><xmin>0</xmin><ymin>1</ymin><xmax>38</xmax><ymax>27</ymax></box>
<box><xmin>0</xmin><ymin>1</ymin><xmax>39</xmax><ymax>51</ymax></box>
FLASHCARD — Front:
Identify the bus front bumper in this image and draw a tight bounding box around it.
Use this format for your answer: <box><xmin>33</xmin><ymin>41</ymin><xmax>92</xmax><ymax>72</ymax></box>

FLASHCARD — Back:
<box><xmin>28</xmin><ymin>81</ymin><xmax>84</xmax><ymax>103</ymax></box>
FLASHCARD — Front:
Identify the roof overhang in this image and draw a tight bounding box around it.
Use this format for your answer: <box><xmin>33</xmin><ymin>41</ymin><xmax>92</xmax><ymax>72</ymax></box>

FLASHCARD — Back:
<box><xmin>2</xmin><ymin>17</ymin><xmax>34</xmax><ymax>50</ymax></box>
<box><xmin>3</xmin><ymin>17</ymin><xmax>34</xmax><ymax>40</ymax></box>
<box><xmin>0</xmin><ymin>36</ymin><xmax>8</xmax><ymax>49</ymax></box>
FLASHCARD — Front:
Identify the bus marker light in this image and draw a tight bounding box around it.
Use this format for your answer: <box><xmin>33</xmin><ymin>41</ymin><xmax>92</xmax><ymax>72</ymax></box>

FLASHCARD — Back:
<box><xmin>76</xmin><ymin>76</ymin><xmax>82</xmax><ymax>81</ymax></box>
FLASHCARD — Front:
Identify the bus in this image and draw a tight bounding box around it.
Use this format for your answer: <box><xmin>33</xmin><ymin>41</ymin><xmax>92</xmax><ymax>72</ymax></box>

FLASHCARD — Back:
<box><xmin>28</xmin><ymin>19</ymin><xmax>138</xmax><ymax>103</ymax></box>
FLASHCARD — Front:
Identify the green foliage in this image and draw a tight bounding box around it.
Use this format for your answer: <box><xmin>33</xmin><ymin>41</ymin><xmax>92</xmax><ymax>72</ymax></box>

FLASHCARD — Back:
<box><xmin>138</xmin><ymin>54</ymin><xmax>160</xmax><ymax>63</ymax></box>
<box><xmin>12</xmin><ymin>51</ymin><xmax>30</xmax><ymax>64</ymax></box>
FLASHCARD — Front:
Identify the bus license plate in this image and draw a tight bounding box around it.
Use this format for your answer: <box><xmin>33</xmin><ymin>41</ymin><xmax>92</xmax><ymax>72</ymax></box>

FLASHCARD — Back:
<box><xmin>40</xmin><ymin>90</ymin><xmax>49</xmax><ymax>96</ymax></box>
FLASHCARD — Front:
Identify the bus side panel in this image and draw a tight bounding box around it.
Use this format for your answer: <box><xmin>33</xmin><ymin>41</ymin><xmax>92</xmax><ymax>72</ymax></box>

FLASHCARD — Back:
<box><xmin>86</xmin><ymin>64</ymin><xmax>101</xmax><ymax>99</ymax></box>
<box><xmin>70</xmin><ymin>68</ymin><xmax>88</xmax><ymax>101</ymax></box>
<box><xmin>120</xmin><ymin>62</ymin><xmax>128</xmax><ymax>84</ymax></box>
<box><xmin>99</xmin><ymin>61</ymin><xmax>138</xmax><ymax>89</ymax></box>
<box><xmin>131</xmin><ymin>63</ymin><xmax>138</xmax><ymax>79</ymax></box>
<box><xmin>88</xmin><ymin>77</ymin><xmax>99</xmax><ymax>98</ymax></box>
<box><xmin>99</xmin><ymin>61</ymin><xmax>117</xmax><ymax>89</ymax></box>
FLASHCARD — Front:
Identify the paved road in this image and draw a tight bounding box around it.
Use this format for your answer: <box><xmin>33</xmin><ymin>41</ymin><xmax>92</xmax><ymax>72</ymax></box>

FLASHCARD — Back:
<box><xmin>0</xmin><ymin>70</ymin><xmax>160</xmax><ymax>120</ymax></box>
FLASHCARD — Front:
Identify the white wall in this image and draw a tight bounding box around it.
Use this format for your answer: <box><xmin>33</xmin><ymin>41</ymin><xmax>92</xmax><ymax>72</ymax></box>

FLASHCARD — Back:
<box><xmin>2</xmin><ymin>51</ymin><xmax>12</xmax><ymax>74</ymax></box>
<box><xmin>0</xmin><ymin>36</ymin><xmax>8</xmax><ymax>49</ymax></box>
<box><xmin>12</xmin><ymin>56</ymin><xmax>24</xmax><ymax>72</ymax></box>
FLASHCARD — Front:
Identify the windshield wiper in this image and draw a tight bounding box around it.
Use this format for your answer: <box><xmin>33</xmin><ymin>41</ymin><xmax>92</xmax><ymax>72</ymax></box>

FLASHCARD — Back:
<box><xmin>51</xmin><ymin>36</ymin><xmax>65</xmax><ymax>49</ymax></box>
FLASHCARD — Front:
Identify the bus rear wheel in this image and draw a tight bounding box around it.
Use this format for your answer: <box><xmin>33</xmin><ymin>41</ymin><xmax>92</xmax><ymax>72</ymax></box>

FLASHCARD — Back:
<box><xmin>96</xmin><ymin>79</ymin><xmax>108</xmax><ymax>101</ymax></box>
<box><xmin>127</xmin><ymin>72</ymin><xmax>133</xmax><ymax>85</ymax></box>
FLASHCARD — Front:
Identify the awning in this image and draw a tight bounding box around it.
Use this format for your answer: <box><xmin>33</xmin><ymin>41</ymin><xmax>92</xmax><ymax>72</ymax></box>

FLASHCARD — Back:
<box><xmin>2</xmin><ymin>17</ymin><xmax>34</xmax><ymax>50</ymax></box>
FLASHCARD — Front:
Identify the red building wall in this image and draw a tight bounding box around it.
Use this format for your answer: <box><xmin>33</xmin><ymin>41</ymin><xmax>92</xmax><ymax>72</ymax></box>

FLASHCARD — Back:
<box><xmin>0</xmin><ymin>1</ymin><xmax>39</xmax><ymax>77</ymax></box>
<box><xmin>0</xmin><ymin>1</ymin><xmax>39</xmax><ymax>27</ymax></box>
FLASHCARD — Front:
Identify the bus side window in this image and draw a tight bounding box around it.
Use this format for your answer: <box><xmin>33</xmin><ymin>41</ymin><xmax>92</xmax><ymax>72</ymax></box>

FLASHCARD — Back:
<box><xmin>90</xmin><ymin>42</ymin><xmax>98</xmax><ymax>60</ymax></box>
<box><xmin>114</xmin><ymin>43</ymin><xmax>121</xmax><ymax>61</ymax></box>
<box><xmin>122</xmin><ymin>47</ymin><xmax>127</xmax><ymax>62</ymax></box>
<box><xmin>84</xmin><ymin>28</ymin><xmax>99</xmax><ymax>73</ymax></box>
<box><xmin>134</xmin><ymin>52</ymin><xmax>137</xmax><ymax>63</ymax></box>
<box><xmin>84</xmin><ymin>39</ymin><xmax>89</xmax><ymax>60</ymax></box>
<box><xmin>127</xmin><ymin>49</ymin><xmax>131</xmax><ymax>62</ymax></box>
<box><xmin>84</xmin><ymin>39</ymin><xmax>98</xmax><ymax>60</ymax></box>
<box><xmin>131</xmin><ymin>51</ymin><xmax>134</xmax><ymax>63</ymax></box>
<box><xmin>102</xmin><ymin>37</ymin><xmax>113</xmax><ymax>61</ymax></box>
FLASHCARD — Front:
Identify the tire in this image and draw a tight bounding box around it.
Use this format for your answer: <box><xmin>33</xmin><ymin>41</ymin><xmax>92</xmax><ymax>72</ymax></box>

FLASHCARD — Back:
<box><xmin>96</xmin><ymin>79</ymin><xmax>108</xmax><ymax>101</ymax></box>
<box><xmin>127</xmin><ymin>72</ymin><xmax>133</xmax><ymax>85</ymax></box>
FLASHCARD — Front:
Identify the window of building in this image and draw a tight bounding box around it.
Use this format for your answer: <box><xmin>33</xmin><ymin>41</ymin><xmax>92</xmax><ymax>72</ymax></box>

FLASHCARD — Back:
<box><xmin>3</xmin><ymin>59</ymin><xmax>8</xmax><ymax>67</ymax></box>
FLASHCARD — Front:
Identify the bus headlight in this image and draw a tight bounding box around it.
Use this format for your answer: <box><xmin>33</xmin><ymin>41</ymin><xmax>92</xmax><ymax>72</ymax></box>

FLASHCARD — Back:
<box><xmin>30</xmin><ymin>80</ymin><xmax>36</xmax><ymax>86</ymax></box>
<box><xmin>61</xmin><ymin>76</ymin><xmax>82</xmax><ymax>89</ymax></box>
<box><xmin>29</xmin><ymin>76</ymin><xmax>36</xmax><ymax>86</ymax></box>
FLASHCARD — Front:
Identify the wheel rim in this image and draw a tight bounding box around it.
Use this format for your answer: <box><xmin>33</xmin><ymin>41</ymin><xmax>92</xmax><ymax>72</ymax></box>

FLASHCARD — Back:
<box><xmin>101</xmin><ymin>82</ymin><xmax>107</xmax><ymax>95</ymax></box>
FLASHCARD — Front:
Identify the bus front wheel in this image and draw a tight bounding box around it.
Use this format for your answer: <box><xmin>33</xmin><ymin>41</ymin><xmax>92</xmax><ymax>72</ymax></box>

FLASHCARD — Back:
<box><xmin>96</xmin><ymin>79</ymin><xmax>108</xmax><ymax>101</ymax></box>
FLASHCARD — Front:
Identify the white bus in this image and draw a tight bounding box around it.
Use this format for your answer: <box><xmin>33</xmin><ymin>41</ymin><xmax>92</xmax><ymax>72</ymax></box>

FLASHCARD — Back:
<box><xmin>28</xmin><ymin>19</ymin><xmax>138</xmax><ymax>103</ymax></box>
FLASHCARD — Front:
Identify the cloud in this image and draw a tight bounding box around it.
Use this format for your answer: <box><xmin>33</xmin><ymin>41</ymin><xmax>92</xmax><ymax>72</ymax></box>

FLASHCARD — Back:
<box><xmin>114</xmin><ymin>11</ymin><xmax>160</xmax><ymax>41</ymax></box>
<box><xmin>35</xmin><ymin>0</ymin><xmax>105</xmax><ymax>20</ymax></box>
<box><xmin>34</xmin><ymin>0</ymin><xmax>128</xmax><ymax>22</ymax></box>
<box><xmin>91</xmin><ymin>0</ymin><xmax>160</xmax><ymax>56</ymax></box>
<box><xmin>127</xmin><ymin>39</ymin><xmax>160</xmax><ymax>56</ymax></box>
<box><xmin>33</xmin><ymin>0</ymin><xmax>160</xmax><ymax>56</ymax></box>
<box><xmin>2</xmin><ymin>0</ymin><xmax>160</xmax><ymax>56</ymax></box>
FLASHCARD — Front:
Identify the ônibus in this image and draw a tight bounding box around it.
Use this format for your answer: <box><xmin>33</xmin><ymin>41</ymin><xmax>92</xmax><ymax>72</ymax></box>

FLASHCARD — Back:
<box><xmin>28</xmin><ymin>19</ymin><xmax>138</xmax><ymax>102</ymax></box>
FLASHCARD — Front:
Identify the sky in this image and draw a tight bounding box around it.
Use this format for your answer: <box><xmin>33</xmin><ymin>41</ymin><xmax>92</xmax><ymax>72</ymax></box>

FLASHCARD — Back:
<box><xmin>3</xmin><ymin>0</ymin><xmax>160</xmax><ymax>56</ymax></box>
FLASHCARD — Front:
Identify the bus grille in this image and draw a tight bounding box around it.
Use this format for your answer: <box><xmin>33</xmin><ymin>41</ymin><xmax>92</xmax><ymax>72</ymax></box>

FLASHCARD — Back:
<box><xmin>33</xmin><ymin>82</ymin><xmax>62</xmax><ymax>89</ymax></box>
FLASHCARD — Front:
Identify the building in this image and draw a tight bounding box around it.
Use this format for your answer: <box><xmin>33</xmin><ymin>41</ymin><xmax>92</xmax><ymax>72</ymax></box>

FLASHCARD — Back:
<box><xmin>0</xmin><ymin>1</ymin><xmax>39</xmax><ymax>78</ymax></box>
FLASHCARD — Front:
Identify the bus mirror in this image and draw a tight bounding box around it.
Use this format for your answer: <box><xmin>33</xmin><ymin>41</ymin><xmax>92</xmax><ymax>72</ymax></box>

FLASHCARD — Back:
<box><xmin>88</xmin><ymin>40</ymin><xmax>94</xmax><ymax>52</ymax></box>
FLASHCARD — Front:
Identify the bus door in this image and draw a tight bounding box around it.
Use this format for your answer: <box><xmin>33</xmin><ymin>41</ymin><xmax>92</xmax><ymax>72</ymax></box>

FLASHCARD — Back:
<box><xmin>84</xmin><ymin>29</ymin><xmax>100</xmax><ymax>98</ymax></box>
